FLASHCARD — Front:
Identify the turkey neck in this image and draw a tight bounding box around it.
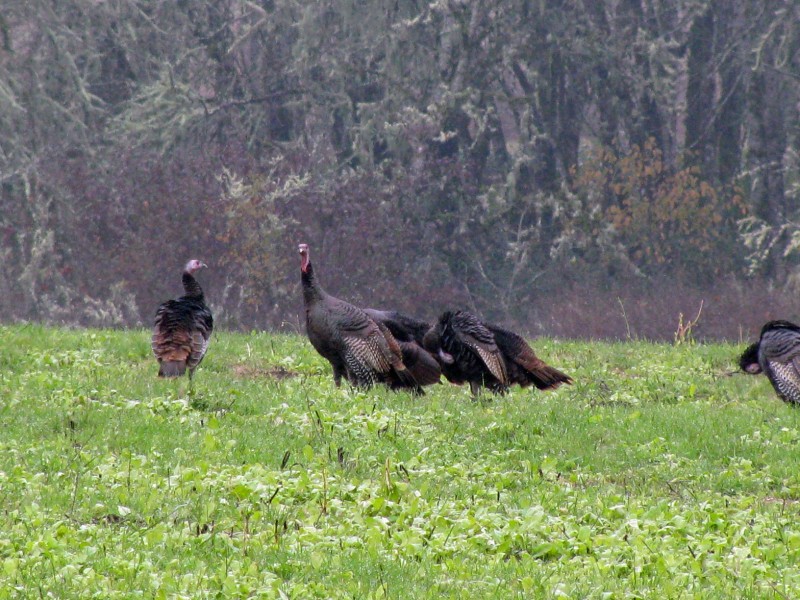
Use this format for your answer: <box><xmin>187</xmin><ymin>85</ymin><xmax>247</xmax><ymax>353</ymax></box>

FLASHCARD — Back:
<box><xmin>182</xmin><ymin>271</ymin><xmax>204</xmax><ymax>299</ymax></box>
<box><xmin>301</xmin><ymin>262</ymin><xmax>328</xmax><ymax>305</ymax></box>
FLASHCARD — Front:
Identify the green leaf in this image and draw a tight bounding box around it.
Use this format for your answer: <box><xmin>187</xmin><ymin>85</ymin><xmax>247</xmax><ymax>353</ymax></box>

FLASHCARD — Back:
<box><xmin>302</xmin><ymin>445</ymin><xmax>314</xmax><ymax>461</ymax></box>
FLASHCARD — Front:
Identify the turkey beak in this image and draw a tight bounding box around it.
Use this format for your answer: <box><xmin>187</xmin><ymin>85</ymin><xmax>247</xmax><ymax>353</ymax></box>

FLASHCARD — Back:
<box><xmin>200</xmin><ymin>262</ymin><xmax>208</xmax><ymax>269</ymax></box>
<box><xmin>438</xmin><ymin>349</ymin><xmax>454</xmax><ymax>364</ymax></box>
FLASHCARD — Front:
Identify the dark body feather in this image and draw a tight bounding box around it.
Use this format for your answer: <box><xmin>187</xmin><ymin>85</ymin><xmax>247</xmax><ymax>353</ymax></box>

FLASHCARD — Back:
<box><xmin>299</xmin><ymin>245</ymin><xmax>422</xmax><ymax>394</ymax></box>
<box><xmin>424</xmin><ymin>310</ymin><xmax>572</xmax><ymax>395</ymax></box>
<box><xmin>741</xmin><ymin>320</ymin><xmax>800</xmax><ymax>405</ymax></box>
<box><xmin>363</xmin><ymin>310</ymin><xmax>431</xmax><ymax>346</ymax></box>
<box><xmin>485</xmin><ymin>324</ymin><xmax>573</xmax><ymax>391</ymax></box>
<box><xmin>363</xmin><ymin>309</ymin><xmax>442</xmax><ymax>387</ymax></box>
<box><xmin>152</xmin><ymin>264</ymin><xmax>213</xmax><ymax>378</ymax></box>
<box><xmin>423</xmin><ymin>310</ymin><xmax>508</xmax><ymax>395</ymax></box>
<box><xmin>738</xmin><ymin>342</ymin><xmax>762</xmax><ymax>374</ymax></box>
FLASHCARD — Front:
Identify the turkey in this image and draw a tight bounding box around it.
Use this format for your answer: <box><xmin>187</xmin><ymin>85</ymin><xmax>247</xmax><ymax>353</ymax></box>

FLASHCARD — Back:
<box><xmin>739</xmin><ymin>320</ymin><xmax>800</xmax><ymax>404</ymax></box>
<box><xmin>152</xmin><ymin>259</ymin><xmax>213</xmax><ymax>378</ymax></box>
<box><xmin>299</xmin><ymin>244</ymin><xmax>423</xmax><ymax>394</ymax></box>
<box><xmin>423</xmin><ymin>310</ymin><xmax>509</xmax><ymax>395</ymax></box>
<box><xmin>424</xmin><ymin>310</ymin><xmax>573</xmax><ymax>395</ymax></box>
<box><xmin>363</xmin><ymin>309</ymin><xmax>442</xmax><ymax>387</ymax></box>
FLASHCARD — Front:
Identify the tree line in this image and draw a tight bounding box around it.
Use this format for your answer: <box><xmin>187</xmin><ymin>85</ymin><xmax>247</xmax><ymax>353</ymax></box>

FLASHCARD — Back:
<box><xmin>1</xmin><ymin>1</ymin><xmax>798</xmax><ymax>338</ymax></box>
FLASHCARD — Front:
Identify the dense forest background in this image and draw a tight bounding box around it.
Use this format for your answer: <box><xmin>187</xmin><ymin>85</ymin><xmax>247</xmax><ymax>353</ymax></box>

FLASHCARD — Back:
<box><xmin>1</xmin><ymin>1</ymin><xmax>798</xmax><ymax>339</ymax></box>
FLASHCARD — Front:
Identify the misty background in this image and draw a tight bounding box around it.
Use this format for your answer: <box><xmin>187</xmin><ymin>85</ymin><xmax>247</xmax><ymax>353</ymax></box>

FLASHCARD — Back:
<box><xmin>1</xmin><ymin>1</ymin><xmax>798</xmax><ymax>340</ymax></box>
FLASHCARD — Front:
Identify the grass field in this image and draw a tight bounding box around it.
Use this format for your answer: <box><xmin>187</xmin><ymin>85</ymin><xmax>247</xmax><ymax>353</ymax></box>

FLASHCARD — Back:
<box><xmin>1</xmin><ymin>324</ymin><xmax>800</xmax><ymax>598</ymax></box>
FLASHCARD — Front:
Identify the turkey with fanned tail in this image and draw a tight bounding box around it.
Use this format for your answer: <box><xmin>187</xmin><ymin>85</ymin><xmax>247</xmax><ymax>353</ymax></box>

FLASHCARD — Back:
<box><xmin>298</xmin><ymin>244</ymin><xmax>423</xmax><ymax>394</ymax></box>
<box><xmin>152</xmin><ymin>259</ymin><xmax>213</xmax><ymax>378</ymax></box>
<box><xmin>739</xmin><ymin>320</ymin><xmax>800</xmax><ymax>405</ymax></box>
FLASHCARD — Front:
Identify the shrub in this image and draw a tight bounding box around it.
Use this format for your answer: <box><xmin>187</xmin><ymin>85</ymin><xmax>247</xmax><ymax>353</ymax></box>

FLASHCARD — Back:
<box><xmin>572</xmin><ymin>139</ymin><xmax>747</xmax><ymax>281</ymax></box>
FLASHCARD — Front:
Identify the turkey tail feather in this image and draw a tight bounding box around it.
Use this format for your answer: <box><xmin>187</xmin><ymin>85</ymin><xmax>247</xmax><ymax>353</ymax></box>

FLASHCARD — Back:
<box><xmin>526</xmin><ymin>365</ymin><xmax>573</xmax><ymax>390</ymax></box>
<box><xmin>394</xmin><ymin>365</ymin><xmax>424</xmax><ymax>396</ymax></box>
<box><xmin>399</xmin><ymin>342</ymin><xmax>442</xmax><ymax>386</ymax></box>
<box><xmin>158</xmin><ymin>361</ymin><xmax>187</xmax><ymax>378</ymax></box>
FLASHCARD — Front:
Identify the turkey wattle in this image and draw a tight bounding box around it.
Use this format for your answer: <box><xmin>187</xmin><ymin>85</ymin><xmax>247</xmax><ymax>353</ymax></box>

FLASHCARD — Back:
<box><xmin>152</xmin><ymin>259</ymin><xmax>213</xmax><ymax>378</ymax></box>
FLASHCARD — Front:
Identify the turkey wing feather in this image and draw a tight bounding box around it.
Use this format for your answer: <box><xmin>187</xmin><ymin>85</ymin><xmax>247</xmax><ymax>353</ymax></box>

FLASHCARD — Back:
<box><xmin>759</xmin><ymin>327</ymin><xmax>800</xmax><ymax>363</ymax></box>
<box><xmin>451</xmin><ymin>314</ymin><xmax>507</xmax><ymax>385</ymax></box>
<box><xmin>488</xmin><ymin>325</ymin><xmax>572</xmax><ymax>390</ymax></box>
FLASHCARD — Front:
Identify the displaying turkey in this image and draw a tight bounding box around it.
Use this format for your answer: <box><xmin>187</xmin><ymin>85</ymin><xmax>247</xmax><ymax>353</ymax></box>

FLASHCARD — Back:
<box><xmin>423</xmin><ymin>310</ymin><xmax>509</xmax><ymax>395</ymax></box>
<box><xmin>152</xmin><ymin>259</ymin><xmax>213</xmax><ymax>378</ymax></box>
<box><xmin>363</xmin><ymin>309</ymin><xmax>442</xmax><ymax>387</ymax></box>
<box><xmin>739</xmin><ymin>320</ymin><xmax>800</xmax><ymax>405</ymax></box>
<box><xmin>299</xmin><ymin>244</ymin><xmax>423</xmax><ymax>394</ymax></box>
<box><xmin>486</xmin><ymin>323</ymin><xmax>573</xmax><ymax>391</ymax></box>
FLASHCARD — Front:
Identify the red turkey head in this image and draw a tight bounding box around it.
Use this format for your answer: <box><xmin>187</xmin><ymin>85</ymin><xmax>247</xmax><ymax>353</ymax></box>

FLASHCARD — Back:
<box><xmin>298</xmin><ymin>243</ymin><xmax>310</xmax><ymax>273</ymax></box>
<box><xmin>184</xmin><ymin>259</ymin><xmax>207</xmax><ymax>274</ymax></box>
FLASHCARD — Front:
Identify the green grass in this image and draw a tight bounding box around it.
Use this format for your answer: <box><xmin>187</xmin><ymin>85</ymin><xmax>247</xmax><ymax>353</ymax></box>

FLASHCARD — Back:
<box><xmin>1</xmin><ymin>324</ymin><xmax>800</xmax><ymax>598</ymax></box>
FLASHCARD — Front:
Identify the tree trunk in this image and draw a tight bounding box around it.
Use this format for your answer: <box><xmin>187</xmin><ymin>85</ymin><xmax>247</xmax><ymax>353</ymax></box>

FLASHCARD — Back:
<box><xmin>747</xmin><ymin>65</ymin><xmax>788</xmax><ymax>279</ymax></box>
<box><xmin>685</xmin><ymin>8</ymin><xmax>716</xmax><ymax>173</ymax></box>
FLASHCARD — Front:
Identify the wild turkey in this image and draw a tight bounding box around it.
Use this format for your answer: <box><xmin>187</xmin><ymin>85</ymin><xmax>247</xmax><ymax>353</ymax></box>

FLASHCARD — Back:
<box><xmin>363</xmin><ymin>309</ymin><xmax>442</xmax><ymax>387</ymax></box>
<box><xmin>299</xmin><ymin>244</ymin><xmax>423</xmax><ymax>394</ymax></box>
<box><xmin>424</xmin><ymin>310</ymin><xmax>573</xmax><ymax>395</ymax></box>
<box><xmin>485</xmin><ymin>323</ymin><xmax>573</xmax><ymax>391</ymax></box>
<box><xmin>152</xmin><ymin>259</ymin><xmax>213</xmax><ymax>378</ymax></box>
<box><xmin>739</xmin><ymin>320</ymin><xmax>800</xmax><ymax>404</ymax></box>
<box><xmin>423</xmin><ymin>310</ymin><xmax>509</xmax><ymax>395</ymax></box>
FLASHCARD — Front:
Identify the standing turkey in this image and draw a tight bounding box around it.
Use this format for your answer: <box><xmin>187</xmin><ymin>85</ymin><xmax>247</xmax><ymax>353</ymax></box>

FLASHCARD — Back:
<box><xmin>739</xmin><ymin>320</ymin><xmax>800</xmax><ymax>405</ymax></box>
<box><xmin>152</xmin><ymin>259</ymin><xmax>213</xmax><ymax>378</ymax></box>
<box><xmin>363</xmin><ymin>309</ymin><xmax>442</xmax><ymax>387</ymax></box>
<box><xmin>423</xmin><ymin>310</ymin><xmax>509</xmax><ymax>395</ymax></box>
<box><xmin>424</xmin><ymin>310</ymin><xmax>572</xmax><ymax>395</ymax></box>
<box><xmin>299</xmin><ymin>244</ymin><xmax>423</xmax><ymax>394</ymax></box>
